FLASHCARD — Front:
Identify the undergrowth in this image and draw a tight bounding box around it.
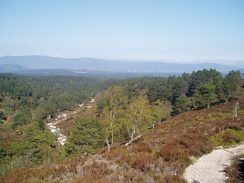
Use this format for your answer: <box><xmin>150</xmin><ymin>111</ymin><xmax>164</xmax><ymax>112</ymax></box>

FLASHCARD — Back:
<box><xmin>209</xmin><ymin>128</ymin><xmax>244</xmax><ymax>148</ymax></box>
<box><xmin>224</xmin><ymin>154</ymin><xmax>244</xmax><ymax>183</ymax></box>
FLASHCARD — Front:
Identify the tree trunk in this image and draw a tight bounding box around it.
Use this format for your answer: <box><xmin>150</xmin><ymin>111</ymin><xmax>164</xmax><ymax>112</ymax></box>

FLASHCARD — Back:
<box><xmin>232</xmin><ymin>101</ymin><xmax>239</xmax><ymax>118</ymax></box>
<box><xmin>133</xmin><ymin>127</ymin><xmax>136</xmax><ymax>138</ymax></box>
<box><xmin>109</xmin><ymin>110</ymin><xmax>114</xmax><ymax>144</ymax></box>
<box><xmin>105</xmin><ymin>138</ymin><xmax>110</xmax><ymax>152</ymax></box>
<box><xmin>193</xmin><ymin>100</ymin><xmax>196</xmax><ymax>109</ymax></box>
<box><xmin>111</xmin><ymin>128</ymin><xmax>114</xmax><ymax>144</ymax></box>
<box><xmin>125</xmin><ymin>135</ymin><xmax>142</xmax><ymax>146</ymax></box>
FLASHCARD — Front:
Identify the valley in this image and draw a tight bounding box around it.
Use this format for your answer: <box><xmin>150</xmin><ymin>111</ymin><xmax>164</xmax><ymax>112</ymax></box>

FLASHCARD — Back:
<box><xmin>1</xmin><ymin>97</ymin><xmax>243</xmax><ymax>183</ymax></box>
<box><xmin>0</xmin><ymin>69</ymin><xmax>243</xmax><ymax>183</ymax></box>
<box><xmin>46</xmin><ymin>98</ymin><xmax>96</xmax><ymax>145</ymax></box>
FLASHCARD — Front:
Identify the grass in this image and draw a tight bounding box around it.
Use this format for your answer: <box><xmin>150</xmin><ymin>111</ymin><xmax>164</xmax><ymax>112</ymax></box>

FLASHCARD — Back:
<box><xmin>209</xmin><ymin>128</ymin><xmax>244</xmax><ymax>148</ymax></box>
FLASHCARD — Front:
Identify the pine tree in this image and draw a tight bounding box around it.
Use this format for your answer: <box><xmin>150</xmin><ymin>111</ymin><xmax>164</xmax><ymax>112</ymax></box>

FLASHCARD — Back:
<box><xmin>222</xmin><ymin>71</ymin><xmax>241</xmax><ymax>102</ymax></box>
<box><xmin>65</xmin><ymin>118</ymin><xmax>104</xmax><ymax>155</ymax></box>
<box><xmin>194</xmin><ymin>83</ymin><xmax>216</xmax><ymax>109</ymax></box>
<box><xmin>173</xmin><ymin>96</ymin><xmax>192</xmax><ymax>114</ymax></box>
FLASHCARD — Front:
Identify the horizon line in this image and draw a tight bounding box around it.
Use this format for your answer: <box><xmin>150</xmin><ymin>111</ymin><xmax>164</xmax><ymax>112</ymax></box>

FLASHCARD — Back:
<box><xmin>0</xmin><ymin>54</ymin><xmax>243</xmax><ymax>66</ymax></box>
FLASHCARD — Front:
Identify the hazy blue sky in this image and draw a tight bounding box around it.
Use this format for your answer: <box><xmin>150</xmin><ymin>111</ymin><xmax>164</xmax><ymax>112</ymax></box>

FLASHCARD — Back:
<box><xmin>0</xmin><ymin>0</ymin><xmax>244</xmax><ymax>64</ymax></box>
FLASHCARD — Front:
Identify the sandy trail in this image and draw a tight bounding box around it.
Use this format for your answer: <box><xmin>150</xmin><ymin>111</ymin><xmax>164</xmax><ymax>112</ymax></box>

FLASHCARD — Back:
<box><xmin>47</xmin><ymin>98</ymin><xmax>95</xmax><ymax>145</ymax></box>
<box><xmin>47</xmin><ymin>119</ymin><xmax>67</xmax><ymax>145</ymax></box>
<box><xmin>183</xmin><ymin>144</ymin><xmax>244</xmax><ymax>183</ymax></box>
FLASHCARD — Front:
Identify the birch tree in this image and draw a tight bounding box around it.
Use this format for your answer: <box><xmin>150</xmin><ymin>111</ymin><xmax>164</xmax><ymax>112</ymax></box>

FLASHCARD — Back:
<box><xmin>98</xmin><ymin>86</ymin><xmax>128</xmax><ymax>151</ymax></box>
<box><xmin>151</xmin><ymin>100</ymin><xmax>172</xmax><ymax>127</ymax></box>
<box><xmin>125</xmin><ymin>92</ymin><xmax>153</xmax><ymax>146</ymax></box>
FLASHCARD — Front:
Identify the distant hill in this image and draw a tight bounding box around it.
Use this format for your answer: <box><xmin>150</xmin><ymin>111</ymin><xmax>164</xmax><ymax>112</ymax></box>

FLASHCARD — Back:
<box><xmin>0</xmin><ymin>64</ymin><xmax>29</xmax><ymax>72</ymax></box>
<box><xmin>0</xmin><ymin>56</ymin><xmax>240</xmax><ymax>74</ymax></box>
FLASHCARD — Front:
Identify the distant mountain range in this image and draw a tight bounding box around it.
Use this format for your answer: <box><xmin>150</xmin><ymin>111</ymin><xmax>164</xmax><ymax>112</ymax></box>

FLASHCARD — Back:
<box><xmin>0</xmin><ymin>64</ymin><xmax>29</xmax><ymax>72</ymax></box>
<box><xmin>0</xmin><ymin>56</ymin><xmax>243</xmax><ymax>76</ymax></box>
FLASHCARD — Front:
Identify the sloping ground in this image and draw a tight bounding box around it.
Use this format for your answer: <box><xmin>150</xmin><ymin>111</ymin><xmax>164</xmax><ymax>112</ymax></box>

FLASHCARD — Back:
<box><xmin>55</xmin><ymin>98</ymin><xmax>97</xmax><ymax>136</ymax></box>
<box><xmin>1</xmin><ymin>99</ymin><xmax>244</xmax><ymax>183</ymax></box>
<box><xmin>46</xmin><ymin>98</ymin><xmax>97</xmax><ymax>141</ymax></box>
<box><xmin>184</xmin><ymin>144</ymin><xmax>244</xmax><ymax>183</ymax></box>
<box><xmin>47</xmin><ymin>120</ymin><xmax>67</xmax><ymax>145</ymax></box>
<box><xmin>224</xmin><ymin>154</ymin><xmax>244</xmax><ymax>183</ymax></box>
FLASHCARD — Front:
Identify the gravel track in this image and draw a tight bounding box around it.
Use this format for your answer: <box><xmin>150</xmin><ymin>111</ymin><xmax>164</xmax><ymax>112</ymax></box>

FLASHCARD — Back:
<box><xmin>47</xmin><ymin>118</ymin><xmax>67</xmax><ymax>145</ymax></box>
<box><xmin>183</xmin><ymin>144</ymin><xmax>244</xmax><ymax>183</ymax></box>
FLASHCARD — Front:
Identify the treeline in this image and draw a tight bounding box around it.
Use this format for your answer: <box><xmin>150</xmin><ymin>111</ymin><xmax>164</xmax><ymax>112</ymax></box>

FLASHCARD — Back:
<box><xmin>122</xmin><ymin>69</ymin><xmax>241</xmax><ymax>110</ymax></box>
<box><xmin>0</xmin><ymin>74</ymin><xmax>115</xmax><ymax>127</ymax></box>
<box><xmin>66</xmin><ymin>69</ymin><xmax>242</xmax><ymax>155</ymax></box>
<box><xmin>0</xmin><ymin>74</ymin><xmax>115</xmax><ymax>175</ymax></box>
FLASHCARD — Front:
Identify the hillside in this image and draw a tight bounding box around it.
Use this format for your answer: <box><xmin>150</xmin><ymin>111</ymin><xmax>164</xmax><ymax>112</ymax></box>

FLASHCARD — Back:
<box><xmin>0</xmin><ymin>70</ymin><xmax>242</xmax><ymax>183</ymax></box>
<box><xmin>1</xmin><ymin>98</ymin><xmax>243</xmax><ymax>183</ymax></box>
<box><xmin>0</xmin><ymin>56</ymin><xmax>239</xmax><ymax>73</ymax></box>
<box><xmin>0</xmin><ymin>64</ymin><xmax>29</xmax><ymax>73</ymax></box>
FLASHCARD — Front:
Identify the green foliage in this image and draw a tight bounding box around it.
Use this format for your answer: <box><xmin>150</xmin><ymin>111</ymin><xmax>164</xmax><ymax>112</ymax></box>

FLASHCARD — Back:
<box><xmin>0</xmin><ymin>122</ymin><xmax>60</xmax><ymax>176</ymax></box>
<box><xmin>0</xmin><ymin>74</ymin><xmax>32</xmax><ymax>99</ymax></box>
<box><xmin>189</xmin><ymin>69</ymin><xmax>222</xmax><ymax>95</ymax></box>
<box><xmin>119</xmin><ymin>69</ymin><xmax>237</xmax><ymax>112</ymax></box>
<box><xmin>173</xmin><ymin>96</ymin><xmax>192</xmax><ymax>114</ymax></box>
<box><xmin>172</xmin><ymin>78</ymin><xmax>188</xmax><ymax>102</ymax></box>
<box><xmin>8</xmin><ymin>125</ymin><xmax>56</xmax><ymax>162</ymax></box>
<box><xmin>96</xmin><ymin>86</ymin><xmax>128</xmax><ymax>116</ymax></box>
<box><xmin>222</xmin><ymin>71</ymin><xmax>241</xmax><ymax>102</ymax></box>
<box><xmin>97</xmin><ymin>86</ymin><xmax>173</xmax><ymax>146</ymax></box>
<box><xmin>209</xmin><ymin>128</ymin><xmax>244</xmax><ymax>148</ymax></box>
<box><xmin>65</xmin><ymin>118</ymin><xmax>104</xmax><ymax>155</ymax></box>
<box><xmin>194</xmin><ymin>83</ymin><xmax>216</xmax><ymax>108</ymax></box>
<box><xmin>151</xmin><ymin>100</ymin><xmax>172</xmax><ymax>124</ymax></box>
<box><xmin>0</xmin><ymin>74</ymin><xmax>113</xmax><ymax>118</ymax></box>
<box><xmin>97</xmin><ymin>86</ymin><xmax>129</xmax><ymax>145</ymax></box>
<box><xmin>0</xmin><ymin>73</ymin><xmax>115</xmax><ymax>175</ymax></box>
<box><xmin>0</xmin><ymin>145</ymin><xmax>7</xmax><ymax>159</ymax></box>
<box><xmin>2</xmin><ymin>97</ymin><xmax>18</xmax><ymax>115</ymax></box>
<box><xmin>94</xmin><ymin>69</ymin><xmax>243</xmax><ymax>146</ymax></box>
<box><xmin>0</xmin><ymin>70</ymin><xmax>242</xmax><ymax>178</ymax></box>
<box><xmin>0</xmin><ymin>111</ymin><xmax>7</xmax><ymax>120</ymax></box>
<box><xmin>126</xmin><ymin>92</ymin><xmax>154</xmax><ymax>137</ymax></box>
<box><xmin>12</xmin><ymin>108</ymin><xmax>32</xmax><ymax>128</ymax></box>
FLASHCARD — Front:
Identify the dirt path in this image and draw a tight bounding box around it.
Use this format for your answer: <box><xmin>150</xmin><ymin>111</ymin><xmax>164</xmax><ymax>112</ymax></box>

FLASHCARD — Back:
<box><xmin>47</xmin><ymin>117</ymin><xmax>67</xmax><ymax>145</ymax></box>
<box><xmin>183</xmin><ymin>144</ymin><xmax>244</xmax><ymax>183</ymax></box>
<box><xmin>47</xmin><ymin>98</ymin><xmax>95</xmax><ymax>145</ymax></box>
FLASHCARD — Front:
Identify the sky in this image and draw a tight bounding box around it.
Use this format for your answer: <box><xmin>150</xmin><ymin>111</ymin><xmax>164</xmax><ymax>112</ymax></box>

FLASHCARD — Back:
<box><xmin>0</xmin><ymin>0</ymin><xmax>244</xmax><ymax>65</ymax></box>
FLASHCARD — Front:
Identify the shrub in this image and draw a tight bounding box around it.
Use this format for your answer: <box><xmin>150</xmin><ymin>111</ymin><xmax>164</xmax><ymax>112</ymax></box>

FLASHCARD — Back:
<box><xmin>156</xmin><ymin>142</ymin><xmax>190</xmax><ymax>163</ymax></box>
<box><xmin>0</xmin><ymin>111</ymin><xmax>7</xmax><ymax>120</ymax></box>
<box><xmin>11</xmin><ymin>108</ymin><xmax>32</xmax><ymax>128</ymax></box>
<box><xmin>209</xmin><ymin>128</ymin><xmax>244</xmax><ymax>147</ymax></box>
<box><xmin>130</xmin><ymin>153</ymin><xmax>155</xmax><ymax>172</ymax></box>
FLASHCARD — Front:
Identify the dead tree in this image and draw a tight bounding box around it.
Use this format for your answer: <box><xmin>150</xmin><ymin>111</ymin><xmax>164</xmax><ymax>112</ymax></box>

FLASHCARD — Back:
<box><xmin>232</xmin><ymin>101</ymin><xmax>239</xmax><ymax>119</ymax></box>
